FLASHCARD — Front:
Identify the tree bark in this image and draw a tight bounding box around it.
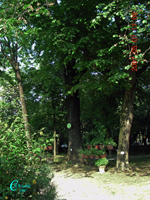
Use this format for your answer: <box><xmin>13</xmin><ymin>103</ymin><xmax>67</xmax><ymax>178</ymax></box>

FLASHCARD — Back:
<box><xmin>15</xmin><ymin>62</ymin><xmax>32</xmax><ymax>153</ymax></box>
<box><xmin>66</xmin><ymin>90</ymin><xmax>82</xmax><ymax>162</ymax></box>
<box><xmin>116</xmin><ymin>68</ymin><xmax>137</xmax><ymax>171</ymax></box>
<box><xmin>64</xmin><ymin>60</ymin><xmax>82</xmax><ymax>163</ymax></box>
<box><xmin>1</xmin><ymin>40</ymin><xmax>32</xmax><ymax>156</ymax></box>
<box><xmin>54</xmin><ymin>129</ymin><xmax>57</xmax><ymax>157</ymax></box>
<box><xmin>114</xmin><ymin>7</ymin><xmax>137</xmax><ymax>171</ymax></box>
<box><xmin>56</xmin><ymin>133</ymin><xmax>59</xmax><ymax>154</ymax></box>
<box><xmin>52</xmin><ymin>95</ymin><xmax>57</xmax><ymax>157</ymax></box>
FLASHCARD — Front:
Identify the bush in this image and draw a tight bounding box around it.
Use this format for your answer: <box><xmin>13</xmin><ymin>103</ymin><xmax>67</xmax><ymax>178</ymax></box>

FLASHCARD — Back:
<box><xmin>0</xmin><ymin>118</ymin><xmax>57</xmax><ymax>200</ymax></box>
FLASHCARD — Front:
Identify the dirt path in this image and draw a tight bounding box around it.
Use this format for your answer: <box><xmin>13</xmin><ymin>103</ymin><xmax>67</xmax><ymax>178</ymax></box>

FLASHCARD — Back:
<box><xmin>51</xmin><ymin>167</ymin><xmax>150</xmax><ymax>200</ymax></box>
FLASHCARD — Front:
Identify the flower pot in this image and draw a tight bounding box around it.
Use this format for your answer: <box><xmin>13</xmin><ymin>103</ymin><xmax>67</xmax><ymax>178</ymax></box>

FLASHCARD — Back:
<box><xmin>107</xmin><ymin>145</ymin><xmax>113</xmax><ymax>150</ymax></box>
<box><xmin>95</xmin><ymin>145</ymin><xmax>99</xmax><ymax>150</ymax></box>
<box><xmin>100</xmin><ymin>153</ymin><xmax>107</xmax><ymax>158</ymax></box>
<box><xmin>87</xmin><ymin>145</ymin><xmax>92</xmax><ymax>149</ymax></box>
<box><xmin>99</xmin><ymin>145</ymin><xmax>105</xmax><ymax>149</ymax></box>
<box><xmin>85</xmin><ymin>155</ymin><xmax>89</xmax><ymax>158</ymax></box>
<box><xmin>89</xmin><ymin>154</ymin><xmax>94</xmax><ymax>159</ymax></box>
<box><xmin>81</xmin><ymin>154</ymin><xmax>85</xmax><ymax>158</ymax></box>
<box><xmin>98</xmin><ymin>165</ymin><xmax>106</xmax><ymax>174</ymax></box>
<box><xmin>95</xmin><ymin>156</ymin><xmax>99</xmax><ymax>159</ymax></box>
<box><xmin>45</xmin><ymin>145</ymin><xmax>53</xmax><ymax>150</ymax></box>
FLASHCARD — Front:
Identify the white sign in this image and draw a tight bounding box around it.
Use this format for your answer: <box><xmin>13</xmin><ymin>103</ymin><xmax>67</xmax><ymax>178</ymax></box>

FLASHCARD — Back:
<box><xmin>121</xmin><ymin>151</ymin><xmax>124</xmax><ymax>154</ymax></box>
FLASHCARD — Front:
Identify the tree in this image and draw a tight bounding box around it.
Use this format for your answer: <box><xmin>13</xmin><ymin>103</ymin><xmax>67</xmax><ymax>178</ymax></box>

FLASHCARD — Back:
<box><xmin>91</xmin><ymin>0</ymin><xmax>150</xmax><ymax>171</ymax></box>
<box><xmin>0</xmin><ymin>0</ymin><xmax>35</xmax><ymax>153</ymax></box>
<box><xmin>25</xmin><ymin>0</ymin><xmax>114</xmax><ymax>162</ymax></box>
<box><xmin>0</xmin><ymin>0</ymin><xmax>56</xmax><ymax>154</ymax></box>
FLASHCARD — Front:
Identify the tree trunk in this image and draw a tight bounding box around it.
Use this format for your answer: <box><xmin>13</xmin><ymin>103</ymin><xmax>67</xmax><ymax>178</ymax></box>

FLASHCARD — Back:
<box><xmin>116</xmin><ymin>69</ymin><xmax>137</xmax><ymax>171</ymax></box>
<box><xmin>15</xmin><ymin>62</ymin><xmax>32</xmax><ymax>153</ymax></box>
<box><xmin>54</xmin><ymin>129</ymin><xmax>56</xmax><ymax>157</ymax></box>
<box><xmin>56</xmin><ymin>133</ymin><xmax>59</xmax><ymax>154</ymax></box>
<box><xmin>64</xmin><ymin>59</ymin><xmax>82</xmax><ymax>163</ymax></box>
<box><xmin>52</xmin><ymin>96</ymin><xmax>57</xmax><ymax>157</ymax></box>
<box><xmin>66</xmin><ymin>90</ymin><xmax>82</xmax><ymax>163</ymax></box>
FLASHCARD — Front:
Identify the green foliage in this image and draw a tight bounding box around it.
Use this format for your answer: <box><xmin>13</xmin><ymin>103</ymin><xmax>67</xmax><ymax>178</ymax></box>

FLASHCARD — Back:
<box><xmin>91</xmin><ymin>138</ymin><xmax>100</xmax><ymax>146</ymax></box>
<box><xmin>78</xmin><ymin>148</ymin><xmax>85</xmax><ymax>155</ymax></box>
<box><xmin>105</xmin><ymin>137</ymin><xmax>117</xmax><ymax>147</ymax></box>
<box><xmin>89</xmin><ymin>148</ymin><xmax>99</xmax><ymax>156</ymax></box>
<box><xmin>84</xmin><ymin>149</ymin><xmax>91</xmax><ymax>156</ymax></box>
<box><xmin>98</xmin><ymin>149</ymin><xmax>106</xmax><ymax>155</ymax></box>
<box><xmin>92</xmin><ymin>136</ymin><xmax>105</xmax><ymax>146</ymax></box>
<box><xmin>0</xmin><ymin>0</ymin><xmax>150</xmax><ymax>172</ymax></box>
<box><xmin>0</xmin><ymin>116</ymin><xmax>57</xmax><ymax>200</ymax></box>
<box><xmin>95</xmin><ymin>158</ymin><xmax>109</xmax><ymax>167</ymax></box>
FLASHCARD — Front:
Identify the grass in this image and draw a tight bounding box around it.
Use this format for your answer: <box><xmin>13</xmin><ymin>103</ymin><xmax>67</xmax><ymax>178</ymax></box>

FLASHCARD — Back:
<box><xmin>48</xmin><ymin>153</ymin><xmax>150</xmax><ymax>176</ymax></box>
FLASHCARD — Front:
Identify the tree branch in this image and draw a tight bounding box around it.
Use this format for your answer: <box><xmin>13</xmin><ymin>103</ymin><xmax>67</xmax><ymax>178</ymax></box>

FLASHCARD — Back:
<box><xmin>0</xmin><ymin>43</ymin><xmax>15</xmax><ymax>70</ymax></box>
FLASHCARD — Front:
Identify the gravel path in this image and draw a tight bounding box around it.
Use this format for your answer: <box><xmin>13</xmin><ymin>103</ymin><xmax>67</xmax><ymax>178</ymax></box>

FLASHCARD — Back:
<box><xmin>51</xmin><ymin>171</ymin><xmax>113</xmax><ymax>200</ymax></box>
<box><xmin>51</xmin><ymin>168</ymin><xmax>150</xmax><ymax>200</ymax></box>
<box><xmin>50</xmin><ymin>155</ymin><xmax>150</xmax><ymax>200</ymax></box>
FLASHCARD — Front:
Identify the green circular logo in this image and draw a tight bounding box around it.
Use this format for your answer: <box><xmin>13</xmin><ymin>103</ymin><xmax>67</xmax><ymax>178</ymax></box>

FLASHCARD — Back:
<box><xmin>67</xmin><ymin>123</ymin><xmax>72</xmax><ymax>129</ymax></box>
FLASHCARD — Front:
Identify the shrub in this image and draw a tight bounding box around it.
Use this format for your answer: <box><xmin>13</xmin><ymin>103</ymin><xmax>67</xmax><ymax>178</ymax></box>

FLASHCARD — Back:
<box><xmin>0</xmin><ymin>118</ymin><xmax>57</xmax><ymax>200</ymax></box>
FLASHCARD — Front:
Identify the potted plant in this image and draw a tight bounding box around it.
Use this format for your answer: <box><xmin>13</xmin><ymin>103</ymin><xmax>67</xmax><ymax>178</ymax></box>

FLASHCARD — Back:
<box><xmin>99</xmin><ymin>144</ymin><xmax>105</xmax><ymax>149</ymax></box>
<box><xmin>105</xmin><ymin>138</ymin><xmax>117</xmax><ymax>149</ymax></box>
<box><xmin>94</xmin><ymin>150</ymin><xmax>100</xmax><ymax>159</ymax></box>
<box><xmin>84</xmin><ymin>149</ymin><xmax>90</xmax><ymax>158</ymax></box>
<box><xmin>45</xmin><ymin>138</ymin><xmax>54</xmax><ymax>151</ymax></box>
<box><xmin>99</xmin><ymin>149</ymin><xmax>107</xmax><ymax>158</ymax></box>
<box><xmin>78</xmin><ymin>149</ymin><xmax>85</xmax><ymax>158</ymax></box>
<box><xmin>45</xmin><ymin>145</ymin><xmax>53</xmax><ymax>150</ymax></box>
<box><xmin>95</xmin><ymin>158</ymin><xmax>109</xmax><ymax>173</ymax></box>
<box><xmin>92</xmin><ymin>139</ymin><xmax>99</xmax><ymax>149</ymax></box>
<box><xmin>99</xmin><ymin>139</ymin><xmax>105</xmax><ymax>149</ymax></box>
<box><xmin>87</xmin><ymin>143</ymin><xmax>92</xmax><ymax>149</ymax></box>
<box><xmin>89</xmin><ymin>148</ymin><xmax>95</xmax><ymax>159</ymax></box>
<box><xmin>89</xmin><ymin>148</ymin><xmax>98</xmax><ymax>159</ymax></box>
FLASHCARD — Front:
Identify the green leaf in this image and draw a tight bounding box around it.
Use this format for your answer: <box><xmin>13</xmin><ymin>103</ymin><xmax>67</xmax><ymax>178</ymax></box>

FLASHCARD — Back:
<box><xmin>142</xmin><ymin>20</ymin><xmax>147</xmax><ymax>24</ymax></box>
<box><xmin>23</xmin><ymin>4</ymin><xmax>30</xmax><ymax>9</ymax></box>
<box><xmin>36</xmin><ymin>14</ymin><xmax>40</xmax><ymax>17</ymax></box>
<box><xmin>68</xmin><ymin>91</ymin><xmax>71</xmax><ymax>94</ymax></box>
